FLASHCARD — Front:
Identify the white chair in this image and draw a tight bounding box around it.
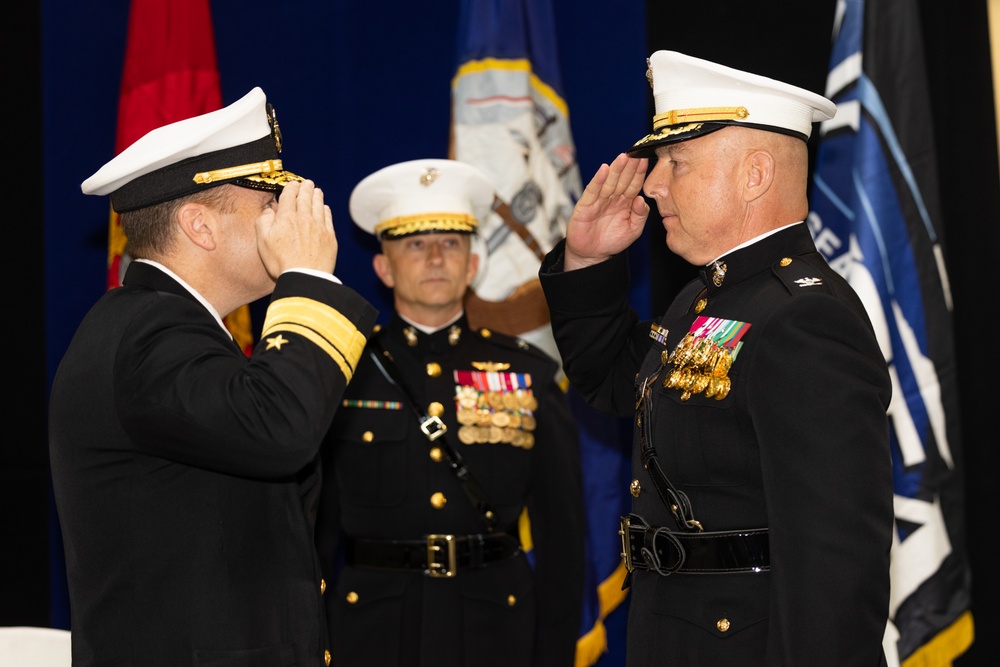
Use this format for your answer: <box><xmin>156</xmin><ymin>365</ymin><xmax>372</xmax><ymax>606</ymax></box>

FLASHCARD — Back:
<box><xmin>0</xmin><ymin>627</ymin><xmax>71</xmax><ymax>666</ymax></box>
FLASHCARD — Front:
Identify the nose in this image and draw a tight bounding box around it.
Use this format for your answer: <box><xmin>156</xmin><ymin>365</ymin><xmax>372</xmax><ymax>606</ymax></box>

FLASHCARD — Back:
<box><xmin>643</xmin><ymin>161</ymin><xmax>668</xmax><ymax>200</ymax></box>
<box><xmin>426</xmin><ymin>240</ymin><xmax>444</xmax><ymax>263</ymax></box>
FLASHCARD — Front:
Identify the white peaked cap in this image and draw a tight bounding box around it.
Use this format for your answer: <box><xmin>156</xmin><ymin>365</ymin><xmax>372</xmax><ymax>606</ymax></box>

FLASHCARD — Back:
<box><xmin>349</xmin><ymin>159</ymin><xmax>495</xmax><ymax>239</ymax></box>
<box><xmin>629</xmin><ymin>51</ymin><xmax>836</xmax><ymax>157</ymax></box>
<box><xmin>81</xmin><ymin>87</ymin><xmax>302</xmax><ymax>212</ymax></box>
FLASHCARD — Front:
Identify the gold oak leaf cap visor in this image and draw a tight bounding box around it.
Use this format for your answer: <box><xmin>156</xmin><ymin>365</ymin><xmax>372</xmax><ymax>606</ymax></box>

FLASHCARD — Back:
<box><xmin>348</xmin><ymin>158</ymin><xmax>495</xmax><ymax>240</ymax></box>
<box><xmin>81</xmin><ymin>87</ymin><xmax>303</xmax><ymax>213</ymax></box>
<box><xmin>628</xmin><ymin>50</ymin><xmax>837</xmax><ymax>157</ymax></box>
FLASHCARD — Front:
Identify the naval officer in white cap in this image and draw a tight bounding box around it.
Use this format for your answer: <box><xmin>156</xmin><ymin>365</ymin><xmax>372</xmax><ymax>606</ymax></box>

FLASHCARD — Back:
<box><xmin>539</xmin><ymin>51</ymin><xmax>893</xmax><ymax>665</ymax></box>
<box><xmin>49</xmin><ymin>87</ymin><xmax>377</xmax><ymax>666</ymax></box>
<box><xmin>316</xmin><ymin>158</ymin><xmax>585</xmax><ymax>667</ymax></box>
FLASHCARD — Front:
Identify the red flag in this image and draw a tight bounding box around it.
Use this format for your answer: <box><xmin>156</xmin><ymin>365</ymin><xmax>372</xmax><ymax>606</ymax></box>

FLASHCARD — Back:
<box><xmin>108</xmin><ymin>0</ymin><xmax>254</xmax><ymax>355</ymax></box>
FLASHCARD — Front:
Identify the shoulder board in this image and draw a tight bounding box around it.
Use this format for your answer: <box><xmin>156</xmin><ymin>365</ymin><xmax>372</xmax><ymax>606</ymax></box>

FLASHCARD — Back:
<box><xmin>771</xmin><ymin>256</ymin><xmax>834</xmax><ymax>296</ymax></box>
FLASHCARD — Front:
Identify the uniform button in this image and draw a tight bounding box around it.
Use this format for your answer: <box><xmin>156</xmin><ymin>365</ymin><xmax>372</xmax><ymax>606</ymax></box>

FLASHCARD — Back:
<box><xmin>346</xmin><ymin>591</ymin><xmax>359</xmax><ymax>604</ymax></box>
<box><xmin>716</xmin><ymin>618</ymin><xmax>731</xmax><ymax>633</ymax></box>
<box><xmin>507</xmin><ymin>595</ymin><xmax>517</xmax><ymax>607</ymax></box>
<box><xmin>430</xmin><ymin>492</ymin><xmax>447</xmax><ymax>509</ymax></box>
<box><xmin>428</xmin><ymin>401</ymin><xmax>444</xmax><ymax>417</ymax></box>
<box><xmin>695</xmin><ymin>298</ymin><xmax>707</xmax><ymax>313</ymax></box>
<box><xmin>629</xmin><ymin>479</ymin><xmax>641</xmax><ymax>497</ymax></box>
<box><xmin>320</xmin><ymin>578</ymin><xmax>326</xmax><ymax>594</ymax></box>
<box><xmin>779</xmin><ymin>257</ymin><xmax>793</xmax><ymax>267</ymax></box>
<box><xmin>429</xmin><ymin>447</ymin><xmax>443</xmax><ymax>462</ymax></box>
<box><xmin>324</xmin><ymin>649</ymin><xmax>331</xmax><ymax>665</ymax></box>
<box><xmin>426</xmin><ymin>363</ymin><xmax>442</xmax><ymax>377</ymax></box>
<box><xmin>362</xmin><ymin>431</ymin><xmax>374</xmax><ymax>443</ymax></box>
<box><xmin>479</xmin><ymin>328</ymin><xmax>492</xmax><ymax>338</ymax></box>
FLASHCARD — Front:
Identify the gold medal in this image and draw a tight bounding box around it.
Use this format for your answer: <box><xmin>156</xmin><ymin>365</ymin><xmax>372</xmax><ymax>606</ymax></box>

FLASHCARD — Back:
<box><xmin>458</xmin><ymin>425</ymin><xmax>477</xmax><ymax>445</ymax></box>
<box><xmin>491</xmin><ymin>411</ymin><xmax>511</xmax><ymax>427</ymax></box>
<box><xmin>487</xmin><ymin>391</ymin><xmax>505</xmax><ymax>409</ymax></box>
<box><xmin>520</xmin><ymin>414</ymin><xmax>537</xmax><ymax>431</ymax></box>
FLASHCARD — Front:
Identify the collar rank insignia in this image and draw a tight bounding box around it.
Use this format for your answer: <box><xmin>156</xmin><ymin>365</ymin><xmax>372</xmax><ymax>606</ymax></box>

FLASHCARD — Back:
<box><xmin>794</xmin><ymin>277</ymin><xmax>824</xmax><ymax>287</ymax></box>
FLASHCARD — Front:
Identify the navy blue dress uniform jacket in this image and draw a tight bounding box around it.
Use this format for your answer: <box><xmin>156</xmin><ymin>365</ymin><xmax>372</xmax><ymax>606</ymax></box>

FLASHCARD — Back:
<box><xmin>49</xmin><ymin>261</ymin><xmax>378</xmax><ymax>666</ymax></box>
<box><xmin>316</xmin><ymin>314</ymin><xmax>585</xmax><ymax>667</ymax></box>
<box><xmin>539</xmin><ymin>223</ymin><xmax>893</xmax><ymax>666</ymax></box>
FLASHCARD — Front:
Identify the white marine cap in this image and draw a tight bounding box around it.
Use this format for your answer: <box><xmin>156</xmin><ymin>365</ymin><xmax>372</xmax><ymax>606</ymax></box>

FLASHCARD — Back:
<box><xmin>628</xmin><ymin>50</ymin><xmax>836</xmax><ymax>157</ymax></box>
<box><xmin>349</xmin><ymin>158</ymin><xmax>495</xmax><ymax>240</ymax></box>
<box><xmin>81</xmin><ymin>87</ymin><xmax>303</xmax><ymax>213</ymax></box>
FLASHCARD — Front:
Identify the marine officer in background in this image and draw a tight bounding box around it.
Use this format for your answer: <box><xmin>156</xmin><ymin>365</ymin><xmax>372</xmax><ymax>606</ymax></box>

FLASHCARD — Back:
<box><xmin>316</xmin><ymin>158</ymin><xmax>585</xmax><ymax>667</ymax></box>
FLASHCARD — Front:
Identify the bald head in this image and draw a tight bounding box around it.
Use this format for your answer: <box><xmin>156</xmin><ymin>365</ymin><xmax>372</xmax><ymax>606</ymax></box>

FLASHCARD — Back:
<box><xmin>644</xmin><ymin>126</ymin><xmax>812</xmax><ymax>265</ymax></box>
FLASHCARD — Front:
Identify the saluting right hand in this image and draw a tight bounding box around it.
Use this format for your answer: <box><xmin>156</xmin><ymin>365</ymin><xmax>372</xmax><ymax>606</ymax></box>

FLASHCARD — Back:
<box><xmin>563</xmin><ymin>153</ymin><xmax>650</xmax><ymax>271</ymax></box>
<box><xmin>256</xmin><ymin>179</ymin><xmax>339</xmax><ymax>278</ymax></box>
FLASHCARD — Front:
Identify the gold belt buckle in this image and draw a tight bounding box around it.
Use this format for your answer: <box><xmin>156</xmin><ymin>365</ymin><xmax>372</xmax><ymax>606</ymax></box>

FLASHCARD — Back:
<box><xmin>426</xmin><ymin>534</ymin><xmax>458</xmax><ymax>578</ymax></box>
<box><xmin>619</xmin><ymin>516</ymin><xmax>634</xmax><ymax>573</ymax></box>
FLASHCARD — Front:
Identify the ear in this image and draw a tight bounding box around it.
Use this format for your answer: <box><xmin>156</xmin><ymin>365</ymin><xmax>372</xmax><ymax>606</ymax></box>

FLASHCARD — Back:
<box><xmin>372</xmin><ymin>253</ymin><xmax>395</xmax><ymax>288</ymax></box>
<box><xmin>466</xmin><ymin>249</ymin><xmax>480</xmax><ymax>286</ymax></box>
<box><xmin>176</xmin><ymin>202</ymin><xmax>217</xmax><ymax>251</ymax></box>
<box><xmin>743</xmin><ymin>150</ymin><xmax>775</xmax><ymax>202</ymax></box>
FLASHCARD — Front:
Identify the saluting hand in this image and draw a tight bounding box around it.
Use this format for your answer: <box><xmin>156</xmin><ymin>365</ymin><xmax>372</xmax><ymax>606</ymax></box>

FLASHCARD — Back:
<box><xmin>256</xmin><ymin>179</ymin><xmax>339</xmax><ymax>278</ymax></box>
<box><xmin>564</xmin><ymin>153</ymin><xmax>649</xmax><ymax>271</ymax></box>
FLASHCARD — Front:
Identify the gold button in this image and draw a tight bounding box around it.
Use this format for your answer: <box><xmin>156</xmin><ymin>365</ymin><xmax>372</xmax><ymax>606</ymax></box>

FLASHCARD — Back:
<box><xmin>694</xmin><ymin>298</ymin><xmax>707</xmax><ymax>313</ymax></box>
<box><xmin>320</xmin><ymin>578</ymin><xmax>326</xmax><ymax>594</ymax></box>
<box><xmin>429</xmin><ymin>447</ymin><xmax>443</xmax><ymax>461</ymax></box>
<box><xmin>430</xmin><ymin>492</ymin><xmax>447</xmax><ymax>509</ymax></box>
<box><xmin>507</xmin><ymin>594</ymin><xmax>517</xmax><ymax>607</ymax></box>
<box><xmin>480</xmin><ymin>328</ymin><xmax>492</xmax><ymax>338</ymax></box>
<box><xmin>426</xmin><ymin>362</ymin><xmax>442</xmax><ymax>377</ymax></box>
<box><xmin>325</xmin><ymin>649</ymin><xmax>331</xmax><ymax>666</ymax></box>
<box><xmin>717</xmin><ymin>617</ymin><xmax>731</xmax><ymax>633</ymax></box>
<box><xmin>372</xmin><ymin>324</ymin><xmax>382</xmax><ymax>334</ymax></box>
<box><xmin>362</xmin><ymin>431</ymin><xmax>374</xmax><ymax>443</ymax></box>
<box><xmin>428</xmin><ymin>401</ymin><xmax>444</xmax><ymax>417</ymax></box>
<box><xmin>779</xmin><ymin>257</ymin><xmax>792</xmax><ymax>267</ymax></box>
<box><xmin>346</xmin><ymin>591</ymin><xmax>359</xmax><ymax>604</ymax></box>
<box><xmin>629</xmin><ymin>479</ymin><xmax>641</xmax><ymax>498</ymax></box>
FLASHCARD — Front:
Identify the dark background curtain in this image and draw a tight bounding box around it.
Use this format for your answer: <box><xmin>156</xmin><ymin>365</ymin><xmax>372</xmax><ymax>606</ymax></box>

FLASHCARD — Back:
<box><xmin>6</xmin><ymin>1</ymin><xmax>996</xmax><ymax>664</ymax></box>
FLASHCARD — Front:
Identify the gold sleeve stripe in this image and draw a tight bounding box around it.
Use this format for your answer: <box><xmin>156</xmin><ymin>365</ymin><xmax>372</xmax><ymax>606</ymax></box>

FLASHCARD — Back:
<box><xmin>262</xmin><ymin>297</ymin><xmax>368</xmax><ymax>379</ymax></box>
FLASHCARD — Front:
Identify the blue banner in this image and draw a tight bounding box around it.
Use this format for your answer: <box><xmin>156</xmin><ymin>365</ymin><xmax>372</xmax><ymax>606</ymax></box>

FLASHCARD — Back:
<box><xmin>809</xmin><ymin>0</ymin><xmax>973</xmax><ymax>662</ymax></box>
<box><xmin>452</xmin><ymin>2</ymin><xmax>631</xmax><ymax>664</ymax></box>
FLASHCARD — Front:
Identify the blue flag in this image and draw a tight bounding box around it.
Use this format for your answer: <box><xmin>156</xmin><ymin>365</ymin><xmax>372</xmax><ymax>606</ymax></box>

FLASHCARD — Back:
<box><xmin>451</xmin><ymin>2</ymin><xmax>631</xmax><ymax>665</ymax></box>
<box><xmin>809</xmin><ymin>0</ymin><xmax>974</xmax><ymax>662</ymax></box>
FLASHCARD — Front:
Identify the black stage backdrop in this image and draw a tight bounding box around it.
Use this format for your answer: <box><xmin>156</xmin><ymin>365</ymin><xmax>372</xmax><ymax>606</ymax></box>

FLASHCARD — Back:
<box><xmin>6</xmin><ymin>1</ymin><xmax>997</xmax><ymax>665</ymax></box>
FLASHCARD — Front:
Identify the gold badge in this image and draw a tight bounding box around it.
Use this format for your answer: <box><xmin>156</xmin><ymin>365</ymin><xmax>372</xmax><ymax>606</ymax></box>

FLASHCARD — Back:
<box><xmin>472</xmin><ymin>361</ymin><xmax>510</xmax><ymax>371</ymax></box>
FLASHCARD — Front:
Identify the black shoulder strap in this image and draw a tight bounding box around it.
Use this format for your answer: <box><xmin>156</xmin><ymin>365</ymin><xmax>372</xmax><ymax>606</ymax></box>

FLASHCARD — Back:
<box><xmin>368</xmin><ymin>337</ymin><xmax>499</xmax><ymax>532</ymax></box>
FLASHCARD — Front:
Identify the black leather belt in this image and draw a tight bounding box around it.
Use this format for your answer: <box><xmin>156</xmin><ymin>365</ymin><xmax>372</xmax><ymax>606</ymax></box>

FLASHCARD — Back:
<box><xmin>620</xmin><ymin>514</ymin><xmax>769</xmax><ymax>575</ymax></box>
<box><xmin>345</xmin><ymin>532</ymin><xmax>521</xmax><ymax>578</ymax></box>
